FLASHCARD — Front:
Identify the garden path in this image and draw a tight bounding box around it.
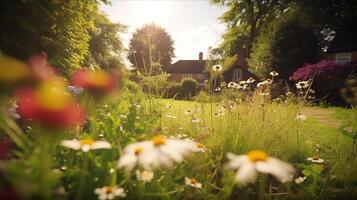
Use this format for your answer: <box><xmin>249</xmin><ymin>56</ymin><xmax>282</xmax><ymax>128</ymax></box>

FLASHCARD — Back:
<box><xmin>301</xmin><ymin>107</ymin><xmax>342</xmax><ymax>128</ymax></box>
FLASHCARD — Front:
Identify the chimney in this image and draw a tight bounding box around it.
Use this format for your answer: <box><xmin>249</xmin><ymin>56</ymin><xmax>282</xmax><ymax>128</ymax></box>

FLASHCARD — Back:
<box><xmin>199</xmin><ymin>52</ymin><xmax>203</xmax><ymax>61</ymax></box>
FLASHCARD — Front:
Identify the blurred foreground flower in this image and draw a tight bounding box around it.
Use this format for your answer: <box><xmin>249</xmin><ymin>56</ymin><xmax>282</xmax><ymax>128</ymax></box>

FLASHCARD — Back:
<box><xmin>71</xmin><ymin>69</ymin><xmax>118</xmax><ymax>97</ymax></box>
<box><xmin>61</xmin><ymin>139</ymin><xmax>111</xmax><ymax>152</ymax></box>
<box><xmin>94</xmin><ymin>186</ymin><xmax>126</xmax><ymax>200</ymax></box>
<box><xmin>117</xmin><ymin>135</ymin><xmax>197</xmax><ymax>171</ymax></box>
<box><xmin>226</xmin><ymin>150</ymin><xmax>294</xmax><ymax>186</ymax></box>
<box><xmin>0</xmin><ymin>139</ymin><xmax>13</xmax><ymax>160</ymax></box>
<box><xmin>0</xmin><ymin>54</ymin><xmax>31</xmax><ymax>83</ymax></box>
<box><xmin>28</xmin><ymin>53</ymin><xmax>58</xmax><ymax>80</ymax></box>
<box><xmin>15</xmin><ymin>78</ymin><xmax>85</xmax><ymax>128</ymax></box>
<box><xmin>185</xmin><ymin>177</ymin><xmax>202</xmax><ymax>189</ymax></box>
<box><xmin>136</xmin><ymin>170</ymin><xmax>154</xmax><ymax>182</ymax></box>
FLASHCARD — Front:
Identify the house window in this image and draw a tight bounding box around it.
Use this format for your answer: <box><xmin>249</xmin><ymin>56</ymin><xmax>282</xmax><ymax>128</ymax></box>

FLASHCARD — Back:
<box><xmin>185</xmin><ymin>74</ymin><xmax>192</xmax><ymax>78</ymax></box>
<box><xmin>198</xmin><ymin>74</ymin><xmax>205</xmax><ymax>79</ymax></box>
<box><xmin>233</xmin><ymin>68</ymin><xmax>241</xmax><ymax>81</ymax></box>
<box><xmin>336</xmin><ymin>53</ymin><xmax>351</xmax><ymax>64</ymax></box>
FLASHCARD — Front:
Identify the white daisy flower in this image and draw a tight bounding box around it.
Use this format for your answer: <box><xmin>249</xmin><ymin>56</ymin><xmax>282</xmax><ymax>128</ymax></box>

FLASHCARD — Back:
<box><xmin>226</xmin><ymin>150</ymin><xmax>295</xmax><ymax>186</ymax></box>
<box><xmin>212</xmin><ymin>64</ymin><xmax>223</xmax><ymax>72</ymax></box>
<box><xmin>136</xmin><ymin>170</ymin><xmax>154</xmax><ymax>182</ymax></box>
<box><xmin>191</xmin><ymin>118</ymin><xmax>200</xmax><ymax>123</ymax></box>
<box><xmin>228</xmin><ymin>82</ymin><xmax>237</xmax><ymax>88</ymax></box>
<box><xmin>296</xmin><ymin>81</ymin><xmax>310</xmax><ymax>89</ymax></box>
<box><xmin>295</xmin><ymin>176</ymin><xmax>306</xmax><ymax>184</ymax></box>
<box><xmin>246</xmin><ymin>77</ymin><xmax>255</xmax><ymax>84</ymax></box>
<box><xmin>286</xmin><ymin>91</ymin><xmax>293</xmax><ymax>96</ymax></box>
<box><xmin>60</xmin><ymin>139</ymin><xmax>111</xmax><ymax>152</ymax></box>
<box><xmin>295</xmin><ymin>113</ymin><xmax>307</xmax><ymax>121</ymax></box>
<box><xmin>260</xmin><ymin>92</ymin><xmax>270</xmax><ymax>96</ymax></box>
<box><xmin>185</xmin><ymin>109</ymin><xmax>194</xmax><ymax>115</ymax></box>
<box><xmin>257</xmin><ymin>81</ymin><xmax>266</xmax><ymax>88</ymax></box>
<box><xmin>214</xmin><ymin>87</ymin><xmax>221</xmax><ymax>92</ymax></box>
<box><xmin>220</xmin><ymin>82</ymin><xmax>227</xmax><ymax>87</ymax></box>
<box><xmin>185</xmin><ymin>177</ymin><xmax>202</xmax><ymax>189</ymax></box>
<box><xmin>265</xmin><ymin>79</ymin><xmax>273</xmax><ymax>85</ymax></box>
<box><xmin>94</xmin><ymin>186</ymin><xmax>126</xmax><ymax>200</ymax></box>
<box><xmin>307</xmin><ymin>156</ymin><xmax>324</xmax><ymax>164</ymax></box>
<box><xmin>270</xmin><ymin>71</ymin><xmax>279</xmax><ymax>77</ymax></box>
<box><xmin>117</xmin><ymin>136</ymin><xmax>196</xmax><ymax>171</ymax></box>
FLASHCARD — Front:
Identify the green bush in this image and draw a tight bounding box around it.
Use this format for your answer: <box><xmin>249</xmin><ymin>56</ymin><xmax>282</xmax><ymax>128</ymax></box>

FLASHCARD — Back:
<box><xmin>180</xmin><ymin>78</ymin><xmax>198</xmax><ymax>99</ymax></box>
<box><xmin>248</xmin><ymin>9</ymin><xmax>320</xmax><ymax>80</ymax></box>
<box><xmin>166</xmin><ymin>83</ymin><xmax>182</xmax><ymax>99</ymax></box>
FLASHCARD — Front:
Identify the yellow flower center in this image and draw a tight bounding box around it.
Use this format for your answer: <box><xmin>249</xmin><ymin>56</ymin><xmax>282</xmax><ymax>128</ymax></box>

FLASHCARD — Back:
<box><xmin>152</xmin><ymin>135</ymin><xmax>166</xmax><ymax>146</ymax></box>
<box><xmin>190</xmin><ymin>178</ymin><xmax>198</xmax><ymax>184</ymax></box>
<box><xmin>88</xmin><ymin>71</ymin><xmax>109</xmax><ymax>87</ymax></box>
<box><xmin>247</xmin><ymin>150</ymin><xmax>268</xmax><ymax>162</ymax></box>
<box><xmin>134</xmin><ymin>147</ymin><xmax>143</xmax><ymax>155</ymax></box>
<box><xmin>106</xmin><ymin>187</ymin><xmax>113</xmax><ymax>193</ymax></box>
<box><xmin>79</xmin><ymin>139</ymin><xmax>95</xmax><ymax>146</ymax></box>
<box><xmin>36</xmin><ymin>78</ymin><xmax>72</xmax><ymax>110</ymax></box>
<box><xmin>312</xmin><ymin>156</ymin><xmax>319</xmax><ymax>160</ymax></box>
<box><xmin>196</xmin><ymin>143</ymin><xmax>205</xmax><ymax>149</ymax></box>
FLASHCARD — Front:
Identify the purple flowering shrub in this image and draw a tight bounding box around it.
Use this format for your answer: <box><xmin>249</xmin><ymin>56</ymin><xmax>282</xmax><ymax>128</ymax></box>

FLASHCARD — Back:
<box><xmin>290</xmin><ymin>60</ymin><xmax>356</xmax><ymax>81</ymax></box>
<box><xmin>290</xmin><ymin>60</ymin><xmax>357</xmax><ymax>105</ymax></box>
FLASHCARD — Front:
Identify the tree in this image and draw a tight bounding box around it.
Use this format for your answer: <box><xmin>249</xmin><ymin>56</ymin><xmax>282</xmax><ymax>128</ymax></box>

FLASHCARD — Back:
<box><xmin>85</xmin><ymin>13</ymin><xmax>127</xmax><ymax>71</ymax></box>
<box><xmin>128</xmin><ymin>24</ymin><xmax>174</xmax><ymax>75</ymax></box>
<box><xmin>0</xmin><ymin>0</ymin><xmax>106</xmax><ymax>74</ymax></box>
<box><xmin>248</xmin><ymin>10</ymin><xmax>320</xmax><ymax>79</ymax></box>
<box><xmin>210</xmin><ymin>0</ymin><xmax>291</xmax><ymax>57</ymax></box>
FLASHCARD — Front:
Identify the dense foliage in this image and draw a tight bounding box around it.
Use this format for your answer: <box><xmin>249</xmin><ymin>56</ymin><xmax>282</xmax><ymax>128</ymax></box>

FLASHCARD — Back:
<box><xmin>128</xmin><ymin>24</ymin><xmax>174</xmax><ymax>75</ymax></box>
<box><xmin>84</xmin><ymin>13</ymin><xmax>127</xmax><ymax>71</ymax></box>
<box><xmin>0</xmin><ymin>0</ymin><xmax>125</xmax><ymax>74</ymax></box>
<box><xmin>211</xmin><ymin>0</ymin><xmax>357</xmax><ymax>74</ymax></box>
<box><xmin>248</xmin><ymin>10</ymin><xmax>320</xmax><ymax>79</ymax></box>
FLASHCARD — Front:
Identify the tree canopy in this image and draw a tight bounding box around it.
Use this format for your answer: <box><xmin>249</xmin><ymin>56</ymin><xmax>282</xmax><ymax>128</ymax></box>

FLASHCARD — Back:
<box><xmin>128</xmin><ymin>24</ymin><xmax>174</xmax><ymax>75</ymax></box>
<box><xmin>84</xmin><ymin>13</ymin><xmax>127</xmax><ymax>71</ymax></box>
<box><xmin>0</xmin><ymin>0</ymin><xmax>125</xmax><ymax>74</ymax></box>
<box><xmin>248</xmin><ymin>9</ymin><xmax>320</xmax><ymax>79</ymax></box>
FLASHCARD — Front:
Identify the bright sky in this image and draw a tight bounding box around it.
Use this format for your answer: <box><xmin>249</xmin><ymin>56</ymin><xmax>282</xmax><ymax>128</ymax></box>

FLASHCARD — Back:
<box><xmin>100</xmin><ymin>0</ymin><xmax>226</xmax><ymax>63</ymax></box>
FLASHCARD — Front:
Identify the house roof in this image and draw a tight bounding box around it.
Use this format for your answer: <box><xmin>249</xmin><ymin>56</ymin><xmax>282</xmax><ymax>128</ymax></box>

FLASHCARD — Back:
<box><xmin>166</xmin><ymin>60</ymin><xmax>206</xmax><ymax>74</ymax></box>
<box><xmin>327</xmin><ymin>18</ymin><xmax>357</xmax><ymax>53</ymax></box>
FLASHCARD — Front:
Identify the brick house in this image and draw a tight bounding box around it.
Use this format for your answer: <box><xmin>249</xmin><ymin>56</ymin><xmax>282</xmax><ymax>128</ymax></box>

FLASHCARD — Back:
<box><xmin>326</xmin><ymin>18</ymin><xmax>357</xmax><ymax>64</ymax></box>
<box><xmin>222</xmin><ymin>50</ymin><xmax>258</xmax><ymax>83</ymax></box>
<box><xmin>166</xmin><ymin>52</ymin><xmax>208</xmax><ymax>83</ymax></box>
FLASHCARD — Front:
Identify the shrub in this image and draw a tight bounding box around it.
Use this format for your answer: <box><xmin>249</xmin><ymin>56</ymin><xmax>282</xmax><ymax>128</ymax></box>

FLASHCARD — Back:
<box><xmin>166</xmin><ymin>83</ymin><xmax>182</xmax><ymax>99</ymax></box>
<box><xmin>290</xmin><ymin>60</ymin><xmax>357</xmax><ymax>105</ymax></box>
<box><xmin>248</xmin><ymin>9</ymin><xmax>320</xmax><ymax>79</ymax></box>
<box><xmin>180</xmin><ymin>78</ymin><xmax>198</xmax><ymax>99</ymax></box>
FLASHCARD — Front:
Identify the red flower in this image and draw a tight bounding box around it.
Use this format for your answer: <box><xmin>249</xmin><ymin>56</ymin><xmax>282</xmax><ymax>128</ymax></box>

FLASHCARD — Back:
<box><xmin>0</xmin><ymin>139</ymin><xmax>13</xmax><ymax>160</ymax></box>
<box><xmin>28</xmin><ymin>53</ymin><xmax>59</xmax><ymax>81</ymax></box>
<box><xmin>15</xmin><ymin>78</ymin><xmax>85</xmax><ymax>129</ymax></box>
<box><xmin>71</xmin><ymin>69</ymin><xmax>118</xmax><ymax>96</ymax></box>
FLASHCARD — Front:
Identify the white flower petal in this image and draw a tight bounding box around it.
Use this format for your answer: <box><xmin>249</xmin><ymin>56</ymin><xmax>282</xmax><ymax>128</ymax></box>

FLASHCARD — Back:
<box><xmin>91</xmin><ymin>141</ymin><xmax>112</xmax><ymax>149</ymax></box>
<box><xmin>60</xmin><ymin>140</ymin><xmax>81</xmax><ymax>150</ymax></box>
<box><xmin>117</xmin><ymin>154</ymin><xmax>137</xmax><ymax>171</ymax></box>
<box><xmin>226</xmin><ymin>153</ymin><xmax>249</xmax><ymax>169</ymax></box>
<box><xmin>255</xmin><ymin>158</ymin><xmax>294</xmax><ymax>182</ymax></box>
<box><xmin>235</xmin><ymin>162</ymin><xmax>257</xmax><ymax>185</ymax></box>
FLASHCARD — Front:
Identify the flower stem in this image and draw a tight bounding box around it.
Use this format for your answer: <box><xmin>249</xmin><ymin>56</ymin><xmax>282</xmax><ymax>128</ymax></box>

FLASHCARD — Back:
<box><xmin>75</xmin><ymin>154</ymin><xmax>89</xmax><ymax>200</ymax></box>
